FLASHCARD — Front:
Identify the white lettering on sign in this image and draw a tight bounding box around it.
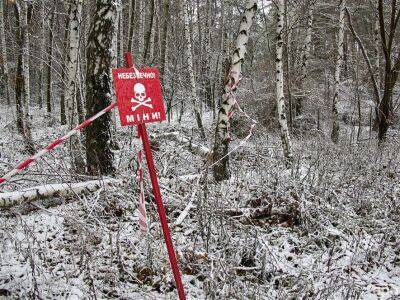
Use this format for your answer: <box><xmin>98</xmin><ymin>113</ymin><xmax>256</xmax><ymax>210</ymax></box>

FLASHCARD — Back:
<box><xmin>152</xmin><ymin>112</ymin><xmax>161</xmax><ymax>119</ymax></box>
<box><xmin>117</xmin><ymin>72</ymin><xmax>156</xmax><ymax>79</ymax></box>
<box><xmin>125</xmin><ymin>112</ymin><xmax>161</xmax><ymax>123</ymax></box>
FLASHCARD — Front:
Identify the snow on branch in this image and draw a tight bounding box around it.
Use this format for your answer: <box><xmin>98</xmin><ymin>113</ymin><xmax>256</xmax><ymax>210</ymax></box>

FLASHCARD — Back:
<box><xmin>152</xmin><ymin>132</ymin><xmax>211</xmax><ymax>157</ymax></box>
<box><xmin>0</xmin><ymin>178</ymin><xmax>122</xmax><ymax>208</ymax></box>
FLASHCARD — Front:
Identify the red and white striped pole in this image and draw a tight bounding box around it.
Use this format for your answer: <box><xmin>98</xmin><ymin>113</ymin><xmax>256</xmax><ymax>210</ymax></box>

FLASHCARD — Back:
<box><xmin>0</xmin><ymin>102</ymin><xmax>117</xmax><ymax>185</ymax></box>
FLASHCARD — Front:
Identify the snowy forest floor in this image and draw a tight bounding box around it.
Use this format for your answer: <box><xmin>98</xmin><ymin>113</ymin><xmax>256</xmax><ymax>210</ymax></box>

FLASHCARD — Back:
<box><xmin>1</xmin><ymin>104</ymin><xmax>400</xmax><ymax>299</ymax></box>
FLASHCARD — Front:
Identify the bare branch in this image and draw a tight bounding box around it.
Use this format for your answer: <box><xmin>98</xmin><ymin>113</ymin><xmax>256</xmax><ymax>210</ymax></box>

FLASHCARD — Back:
<box><xmin>345</xmin><ymin>7</ymin><xmax>380</xmax><ymax>103</ymax></box>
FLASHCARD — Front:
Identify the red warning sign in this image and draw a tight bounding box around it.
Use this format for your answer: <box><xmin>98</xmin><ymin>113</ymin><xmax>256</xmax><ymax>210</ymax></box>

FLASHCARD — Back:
<box><xmin>112</xmin><ymin>68</ymin><xmax>166</xmax><ymax>126</ymax></box>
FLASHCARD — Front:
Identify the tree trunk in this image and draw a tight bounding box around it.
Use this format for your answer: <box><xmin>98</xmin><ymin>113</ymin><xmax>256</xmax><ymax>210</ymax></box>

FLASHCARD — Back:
<box><xmin>21</xmin><ymin>1</ymin><xmax>31</xmax><ymax>117</ymax></box>
<box><xmin>374</xmin><ymin>8</ymin><xmax>381</xmax><ymax>90</ymax></box>
<box><xmin>85</xmin><ymin>0</ymin><xmax>118</xmax><ymax>176</ymax></box>
<box><xmin>137</xmin><ymin>0</ymin><xmax>144</xmax><ymax>63</ymax></box>
<box><xmin>128</xmin><ymin>0</ymin><xmax>135</xmax><ymax>53</ymax></box>
<box><xmin>295</xmin><ymin>0</ymin><xmax>315</xmax><ymax>116</ymax></box>
<box><xmin>376</xmin><ymin>0</ymin><xmax>400</xmax><ymax>142</ymax></box>
<box><xmin>160</xmin><ymin>0</ymin><xmax>170</xmax><ymax>80</ymax></box>
<box><xmin>331</xmin><ymin>0</ymin><xmax>346</xmax><ymax>144</ymax></box>
<box><xmin>183</xmin><ymin>0</ymin><xmax>206</xmax><ymax>139</ymax></box>
<box><xmin>144</xmin><ymin>0</ymin><xmax>155</xmax><ymax>64</ymax></box>
<box><xmin>0</xmin><ymin>0</ymin><xmax>12</xmax><ymax>105</ymax></box>
<box><xmin>38</xmin><ymin>0</ymin><xmax>46</xmax><ymax>109</ymax></box>
<box><xmin>46</xmin><ymin>7</ymin><xmax>55</xmax><ymax>116</ymax></box>
<box><xmin>284</xmin><ymin>0</ymin><xmax>293</xmax><ymax>129</ymax></box>
<box><xmin>212</xmin><ymin>0</ymin><xmax>257</xmax><ymax>181</ymax></box>
<box><xmin>13</xmin><ymin>1</ymin><xmax>35</xmax><ymax>155</ymax></box>
<box><xmin>276</xmin><ymin>0</ymin><xmax>293</xmax><ymax>163</ymax></box>
<box><xmin>66</xmin><ymin>0</ymin><xmax>85</xmax><ymax>174</ymax></box>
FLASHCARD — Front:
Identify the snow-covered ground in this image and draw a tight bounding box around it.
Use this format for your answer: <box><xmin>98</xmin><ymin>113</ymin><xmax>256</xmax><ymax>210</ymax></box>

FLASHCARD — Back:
<box><xmin>1</xmin><ymin>105</ymin><xmax>400</xmax><ymax>299</ymax></box>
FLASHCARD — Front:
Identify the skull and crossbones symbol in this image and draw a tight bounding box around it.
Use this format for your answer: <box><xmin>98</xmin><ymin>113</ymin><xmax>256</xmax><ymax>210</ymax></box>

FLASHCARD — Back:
<box><xmin>131</xmin><ymin>83</ymin><xmax>153</xmax><ymax>111</ymax></box>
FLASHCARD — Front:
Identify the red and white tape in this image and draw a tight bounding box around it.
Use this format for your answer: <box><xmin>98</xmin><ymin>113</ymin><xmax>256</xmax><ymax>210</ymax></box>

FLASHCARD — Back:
<box><xmin>0</xmin><ymin>102</ymin><xmax>117</xmax><ymax>185</ymax></box>
<box><xmin>136</xmin><ymin>147</ymin><xmax>148</xmax><ymax>233</ymax></box>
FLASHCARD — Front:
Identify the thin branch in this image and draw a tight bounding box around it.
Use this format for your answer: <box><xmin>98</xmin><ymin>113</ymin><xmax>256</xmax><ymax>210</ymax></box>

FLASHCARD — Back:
<box><xmin>345</xmin><ymin>7</ymin><xmax>380</xmax><ymax>103</ymax></box>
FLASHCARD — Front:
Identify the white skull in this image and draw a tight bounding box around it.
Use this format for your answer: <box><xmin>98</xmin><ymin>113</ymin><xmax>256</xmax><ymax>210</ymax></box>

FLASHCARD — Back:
<box><xmin>134</xmin><ymin>83</ymin><xmax>146</xmax><ymax>102</ymax></box>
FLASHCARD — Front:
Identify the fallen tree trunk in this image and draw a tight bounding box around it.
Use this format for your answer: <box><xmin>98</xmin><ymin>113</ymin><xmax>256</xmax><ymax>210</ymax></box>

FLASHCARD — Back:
<box><xmin>0</xmin><ymin>178</ymin><xmax>122</xmax><ymax>208</ymax></box>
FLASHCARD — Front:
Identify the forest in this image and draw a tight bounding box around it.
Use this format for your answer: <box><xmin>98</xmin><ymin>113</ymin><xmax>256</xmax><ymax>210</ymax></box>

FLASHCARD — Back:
<box><xmin>1</xmin><ymin>0</ymin><xmax>400</xmax><ymax>298</ymax></box>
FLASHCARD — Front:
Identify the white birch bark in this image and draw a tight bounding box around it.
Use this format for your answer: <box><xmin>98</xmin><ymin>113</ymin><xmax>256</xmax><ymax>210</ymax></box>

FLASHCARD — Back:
<box><xmin>0</xmin><ymin>179</ymin><xmax>122</xmax><ymax>208</ymax></box>
<box><xmin>296</xmin><ymin>0</ymin><xmax>315</xmax><ymax>116</ymax></box>
<box><xmin>66</xmin><ymin>0</ymin><xmax>83</xmax><ymax>125</ymax></box>
<box><xmin>65</xmin><ymin>0</ymin><xmax>84</xmax><ymax>173</ymax></box>
<box><xmin>38</xmin><ymin>0</ymin><xmax>46</xmax><ymax>109</ymax></box>
<box><xmin>21</xmin><ymin>1</ymin><xmax>30</xmax><ymax>116</ymax></box>
<box><xmin>183</xmin><ymin>1</ymin><xmax>206</xmax><ymax>139</ymax></box>
<box><xmin>0</xmin><ymin>0</ymin><xmax>11</xmax><ymax>105</ymax></box>
<box><xmin>212</xmin><ymin>0</ymin><xmax>257</xmax><ymax>181</ymax></box>
<box><xmin>331</xmin><ymin>0</ymin><xmax>346</xmax><ymax>144</ymax></box>
<box><xmin>276</xmin><ymin>0</ymin><xmax>293</xmax><ymax>162</ymax></box>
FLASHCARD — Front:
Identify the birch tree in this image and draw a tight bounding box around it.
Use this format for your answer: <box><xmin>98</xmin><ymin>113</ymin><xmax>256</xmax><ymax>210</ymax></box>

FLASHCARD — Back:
<box><xmin>85</xmin><ymin>0</ymin><xmax>118</xmax><ymax>175</ymax></box>
<box><xmin>295</xmin><ymin>0</ymin><xmax>315</xmax><ymax>116</ymax></box>
<box><xmin>183</xmin><ymin>0</ymin><xmax>206</xmax><ymax>139</ymax></box>
<box><xmin>331</xmin><ymin>0</ymin><xmax>346</xmax><ymax>144</ymax></box>
<box><xmin>212</xmin><ymin>0</ymin><xmax>257</xmax><ymax>181</ymax></box>
<box><xmin>276</xmin><ymin>0</ymin><xmax>293</xmax><ymax>163</ymax></box>
<box><xmin>21</xmin><ymin>0</ymin><xmax>31</xmax><ymax>117</ymax></box>
<box><xmin>66</xmin><ymin>0</ymin><xmax>83</xmax><ymax>125</ymax></box>
<box><xmin>0</xmin><ymin>0</ymin><xmax>11</xmax><ymax>105</ymax></box>
<box><xmin>66</xmin><ymin>0</ymin><xmax>85</xmax><ymax>173</ymax></box>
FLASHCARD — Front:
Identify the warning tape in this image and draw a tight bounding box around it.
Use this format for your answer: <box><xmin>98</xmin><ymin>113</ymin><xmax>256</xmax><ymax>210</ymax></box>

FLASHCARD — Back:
<box><xmin>0</xmin><ymin>102</ymin><xmax>117</xmax><ymax>185</ymax></box>
<box><xmin>136</xmin><ymin>144</ymin><xmax>148</xmax><ymax>233</ymax></box>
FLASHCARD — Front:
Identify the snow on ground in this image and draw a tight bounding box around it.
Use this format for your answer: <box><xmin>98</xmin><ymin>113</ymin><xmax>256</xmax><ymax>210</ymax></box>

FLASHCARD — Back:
<box><xmin>1</xmin><ymin>105</ymin><xmax>400</xmax><ymax>299</ymax></box>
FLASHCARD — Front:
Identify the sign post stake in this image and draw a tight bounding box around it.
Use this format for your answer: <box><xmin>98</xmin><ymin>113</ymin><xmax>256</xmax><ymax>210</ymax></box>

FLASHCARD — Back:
<box><xmin>124</xmin><ymin>53</ymin><xmax>186</xmax><ymax>300</ymax></box>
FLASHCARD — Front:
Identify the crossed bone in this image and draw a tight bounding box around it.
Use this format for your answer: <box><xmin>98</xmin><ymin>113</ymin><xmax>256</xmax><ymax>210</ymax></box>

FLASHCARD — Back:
<box><xmin>131</xmin><ymin>98</ymin><xmax>153</xmax><ymax>111</ymax></box>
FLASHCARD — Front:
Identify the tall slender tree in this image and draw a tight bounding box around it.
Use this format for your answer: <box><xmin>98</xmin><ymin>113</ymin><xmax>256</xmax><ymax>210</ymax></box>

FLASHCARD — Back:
<box><xmin>331</xmin><ymin>0</ymin><xmax>346</xmax><ymax>144</ymax></box>
<box><xmin>0</xmin><ymin>0</ymin><xmax>11</xmax><ymax>105</ymax></box>
<box><xmin>21</xmin><ymin>0</ymin><xmax>31</xmax><ymax>117</ymax></box>
<box><xmin>295</xmin><ymin>0</ymin><xmax>315</xmax><ymax>116</ymax></box>
<box><xmin>276</xmin><ymin>0</ymin><xmax>293</xmax><ymax>163</ymax></box>
<box><xmin>66</xmin><ymin>0</ymin><xmax>85</xmax><ymax>173</ymax></box>
<box><xmin>183</xmin><ymin>0</ymin><xmax>206</xmax><ymax>139</ymax></box>
<box><xmin>13</xmin><ymin>0</ymin><xmax>35</xmax><ymax>154</ymax></box>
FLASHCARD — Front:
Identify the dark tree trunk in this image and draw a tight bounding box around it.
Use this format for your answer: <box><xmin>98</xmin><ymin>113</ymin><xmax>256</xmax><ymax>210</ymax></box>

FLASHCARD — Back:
<box><xmin>85</xmin><ymin>0</ymin><xmax>118</xmax><ymax>176</ymax></box>
<box><xmin>46</xmin><ymin>8</ymin><xmax>55</xmax><ymax>115</ymax></box>
<box><xmin>13</xmin><ymin>1</ymin><xmax>35</xmax><ymax>155</ymax></box>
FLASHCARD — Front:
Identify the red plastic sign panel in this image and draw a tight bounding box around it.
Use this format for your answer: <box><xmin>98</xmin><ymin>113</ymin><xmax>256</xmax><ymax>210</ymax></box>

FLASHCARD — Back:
<box><xmin>112</xmin><ymin>68</ymin><xmax>166</xmax><ymax>126</ymax></box>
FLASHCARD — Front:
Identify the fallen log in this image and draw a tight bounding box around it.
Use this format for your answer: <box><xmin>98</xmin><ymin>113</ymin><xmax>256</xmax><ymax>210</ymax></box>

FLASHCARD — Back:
<box><xmin>0</xmin><ymin>178</ymin><xmax>122</xmax><ymax>208</ymax></box>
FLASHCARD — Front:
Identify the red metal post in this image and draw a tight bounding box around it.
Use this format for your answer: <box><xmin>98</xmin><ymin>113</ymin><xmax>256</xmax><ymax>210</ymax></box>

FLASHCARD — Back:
<box><xmin>124</xmin><ymin>53</ymin><xmax>186</xmax><ymax>300</ymax></box>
